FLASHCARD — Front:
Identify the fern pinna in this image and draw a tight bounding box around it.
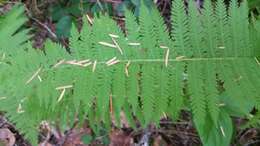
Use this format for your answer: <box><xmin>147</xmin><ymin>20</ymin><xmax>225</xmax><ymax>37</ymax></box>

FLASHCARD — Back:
<box><xmin>0</xmin><ymin>0</ymin><xmax>260</xmax><ymax>145</ymax></box>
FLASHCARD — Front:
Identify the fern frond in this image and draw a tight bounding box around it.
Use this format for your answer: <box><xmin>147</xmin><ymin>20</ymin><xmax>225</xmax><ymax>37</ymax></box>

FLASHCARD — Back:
<box><xmin>167</xmin><ymin>63</ymin><xmax>185</xmax><ymax>120</ymax></box>
<box><xmin>229</xmin><ymin>0</ymin><xmax>242</xmax><ymax>57</ymax></box>
<box><xmin>188</xmin><ymin>61</ymin><xmax>206</xmax><ymax>128</ymax></box>
<box><xmin>215</xmin><ymin>0</ymin><xmax>229</xmax><ymax>57</ymax></box>
<box><xmin>150</xmin><ymin>7</ymin><xmax>171</xmax><ymax>58</ymax></box>
<box><xmin>188</xmin><ymin>0</ymin><xmax>203</xmax><ymax>57</ymax></box>
<box><xmin>153</xmin><ymin>65</ymin><xmax>169</xmax><ymax>125</ymax></box>
<box><xmin>171</xmin><ymin>0</ymin><xmax>190</xmax><ymax>56</ymax></box>
<box><xmin>125</xmin><ymin>63</ymin><xmax>139</xmax><ymax>115</ymax></box>
<box><xmin>0</xmin><ymin>4</ymin><xmax>30</xmax><ymax>51</ymax></box>
<box><xmin>70</xmin><ymin>23</ymin><xmax>81</xmax><ymax>59</ymax></box>
<box><xmin>73</xmin><ymin>68</ymin><xmax>93</xmax><ymax>112</ymax></box>
<box><xmin>0</xmin><ymin>1</ymin><xmax>260</xmax><ymax>146</ymax></box>
<box><xmin>95</xmin><ymin>66</ymin><xmax>111</xmax><ymax>124</ymax></box>
<box><xmin>141</xmin><ymin>64</ymin><xmax>155</xmax><ymax>126</ymax></box>
<box><xmin>204</xmin><ymin>61</ymin><xmax>219</xmax><ymax>126</ymax></box>
<box><xmin>138</xmin><ymin>4</ymin><xmax>158</xmax><ymax>59</ymax></box>
<box><xmin>111</xmin><ymin>64</ymin><xmax>126</xmax><ymax>126</ymax></box>
<box><xmin>202</xmin><ymin>0</ymin><xmax>217</xmax><ymax>57</ymax></box>
<box><xmin>239</xmin><ymin>0</ymin><xmax>252</xmax><ymax>56</ymax></box>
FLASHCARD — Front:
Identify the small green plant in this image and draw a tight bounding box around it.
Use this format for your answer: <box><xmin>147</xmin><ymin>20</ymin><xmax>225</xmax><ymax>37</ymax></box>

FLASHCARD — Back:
<box><xmin>49</xmin><ymin>0</ymin><xmax>153</xmax><ymax>38</ymax></box>
<box><xmin>0</xmin><ymin>4</ymin><xmax>30</xmax><ymax>50</ymax></box>
<box><xmin>248</xmin><ymin>0</ymin><xmax>260</xmax><ymax>11</ymax></box>
<box><xmin>0</xmin><ymin>0</ymin><xmax>260</xmax><ymax>145</ymax></box>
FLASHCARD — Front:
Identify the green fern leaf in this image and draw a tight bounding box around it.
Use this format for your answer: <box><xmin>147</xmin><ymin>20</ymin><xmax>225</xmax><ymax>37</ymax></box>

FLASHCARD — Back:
<box><xmin>171</xmin><ymin>0</ymin><xmax>190</xmax><ymax>56</ymax></box>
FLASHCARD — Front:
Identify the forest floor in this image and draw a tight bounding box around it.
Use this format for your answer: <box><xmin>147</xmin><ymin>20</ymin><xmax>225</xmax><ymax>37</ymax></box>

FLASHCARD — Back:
<box><xmin>1</xmin><ymin>111</ymin><xmax>260</xmax><ymax>146</ymax></box>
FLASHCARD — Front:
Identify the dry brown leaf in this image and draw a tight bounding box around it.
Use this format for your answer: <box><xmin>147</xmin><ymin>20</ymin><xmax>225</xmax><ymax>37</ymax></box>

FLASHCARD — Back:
<box><xmin>110</xmin><ymin>111</ymin><xmax>129</xmax><ymax>128</ymax></box>
<box><xmin>0</xmin><ymin>128</ymin><xmax>15</xmax><ymax>146</ymax></box>
<box><xmin>153</xmin><ymin>135</ymin><xmax>168</xmax><ymax>146</ymax></box>
<box><xmin>120</xmin><ymin>111</ymin><xmax>129</xmax><ymax>128</ymax></box>
<box><xmin>109</xmin><ymin>129</ymin><xmax>133</xmax><ymax>146</ymax></box>
<box><xmin>38</xmin><ymin>142</ymin><xmax>52</xmax><ymax>146</ymax></box>
<box><xmin>62</xmin><ymin>128</ymin><xmax>91</xmax><ymax>146</ymax></box>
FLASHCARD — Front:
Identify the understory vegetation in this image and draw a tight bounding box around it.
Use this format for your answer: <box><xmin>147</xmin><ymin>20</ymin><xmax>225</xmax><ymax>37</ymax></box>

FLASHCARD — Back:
<box><xmin>0</xmin><ymin>0</ymin><xmax>260</xmax><ymax>145</ymax></box>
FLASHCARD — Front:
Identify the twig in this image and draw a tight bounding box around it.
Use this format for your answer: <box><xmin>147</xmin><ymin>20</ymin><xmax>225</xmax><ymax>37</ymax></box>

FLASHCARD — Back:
<box><xmin>99</xmin><ymin>41</ymin><xmax>117</xmax><ymax>48</ymax></box>
<box><xmin>107</xmin><ymin>59</ymin><xmax>120</xmax><ymax>66</ymax></box>
<box><xmin>57</xmin><ymin>88</ymin><xmax>66</xmax><ymax>102</ymax></box>
<box><xmin>96</xmin><ymin>0</ymin><xmax>104</xmax><ymax>10</ymax></box>
<box><xmin>244</xmin><ymin>140</ymin><xmax>260</xmax><ymax>146</ymax></box>
<box><xmin>39</xmin><ymin>121</ymin><xmax>51</xmax><ymax>146</ymax></box>
<box><xmin>125</xmin><ymin>61</ymin><xmax>131</xmax><ymax>77</ymax></box>
<box><xmin>17</xmin><ymin>103</ymin><xmax>25</xmax><ymax>114</ymax></box>
<box><xmin>92</xmin><ymin>60</ymin><xmax>97</xmax><ymax>72</ymax></box>
<box><xmin>0</xmin><ymin>97</ymin><xmax>7</xmax><ymax>100</ymax></box>
<box><xmin>220</xmin><ymin>126</ymin><xmax>226</xmax><ymax>137</ymax></box>
<box><xmin>111</xmin><ymin>37</ymin><xmax>123</xmax><ymax>55</ymax></box>
<box><xmin>109</xmin><ymin>34</ymin><xmax>119</xmax><ymax>38</ymax></box>
<box><xmin>26</xmin><ymin>67</ymin><xmax>42</xmax><ymax>84</ymax></box>
<box><xmin>53</xmin><ymin>59</ymin><xmax>65</xmax><ymax>68</ymax></box>
<box><xmin>30</xmin><ymin>17</ymin><xmax>57</xmax><ymax>39</ymax></box>
<box><xmin>24</xmin><ymin>7</ymin><xmax>57</xmax><ymax>39</ymax></box>
<box><xmin>138</xmin><ymin>129</ymin><xmax>151</xmax><ymax>146</ymax></box>
<box><xmin>106</xmin><ymin>57</ymin><xmax>117</xmax><ymax>65</ymax></box>
<box><xmin>86</xmin><ymin>14</ymin><xmax>94</xmax><ymax>25</ymax></box>
<box><xmin>37</xmin><ymin>75</ymin><xmax>42</xmax><ymax>82</ymax></box>
<box><xmin>56</xmin><ymin>85</ymin><xmax>73</xmax><ymax>90</ymax></box>
<box><xmin>164</xmin><ymin>48</ymin><xmax>170</xmax><ymax>67</ymax></box>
